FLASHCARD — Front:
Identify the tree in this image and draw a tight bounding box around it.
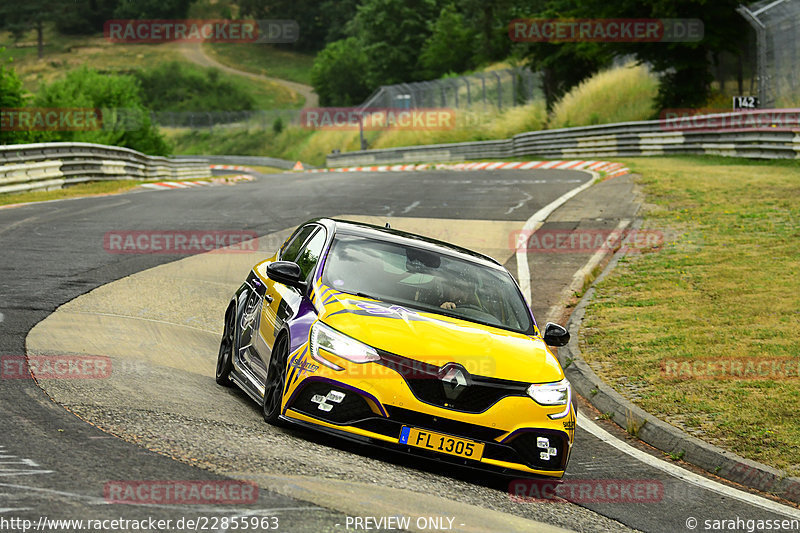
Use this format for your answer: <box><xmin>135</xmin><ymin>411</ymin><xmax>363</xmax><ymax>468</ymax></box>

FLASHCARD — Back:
<box><xmin>520</xmin><ymin>0</ymin><xmax>751</xmax><ymax>110</ymax></box>
<box><xmin>456</xmin><ymin>0</ymin><xmax>521</xmax><ymax>64</ymax></box>
<box><xmin>112</xmin><ymin>0</ymin><xmax>195</xmax><ymax>19</ymax></box>
<box><xmin>617</xmin><ymin>0</ymin><xmax>750</xmax><ymax>109</ymax></box>
<box><xmin>311</xmin><ymin>38</ymin><xmax>372</xmax><ymax>106</ymax></box>
<box><xmin>0</xmin><ymin>1</ymin><xmax>66</xmax><ymax>59</ymax></box>
<box><xmin>347</xmin><ymin>0</ymin><xmax>441</xmax><ymax>86</ymax></box>
<box><xmin>57</xmin><ymin>0</ymin><xmax>121</xmax><ymax>35</ymax></box>
<box><xmin>34</xmin><ymin>67</ymin><xmax>170</xmax><ymax>155</ymax></box>
<box><xmin>419</xmin><ymin>4</ymin><xmax>477</xmax><ymax>79</ymax></box>
<box><xmin>523</xmin><ymin>42</ymin><xmax>612</xmax><ymax>110</ymax></box>
<box><xmin>238</xmin><ymin>0</ymin><xmax>360</xmax><ymax>52</ymax></box>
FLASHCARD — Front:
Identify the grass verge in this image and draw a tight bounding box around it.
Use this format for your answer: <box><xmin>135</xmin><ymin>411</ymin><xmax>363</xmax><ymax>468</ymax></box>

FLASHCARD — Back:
<box><xmin>580</xmin><ymin>156</ymin><xmax>800</xmax><ymax>474</ymax></box>
<box><xmin>235</xmin><ymin>165</ymin><xmax>283</xmax><ymax>174</ymax></box>
<box><xmin>0</xmin><ymin>180</ymin><xmax>145</xmax><ymax>207</ymax></box>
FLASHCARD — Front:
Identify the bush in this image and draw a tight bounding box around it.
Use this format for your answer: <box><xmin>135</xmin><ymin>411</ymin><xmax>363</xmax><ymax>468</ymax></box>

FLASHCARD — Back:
<box><xmin>133</xmin><ymin>62</ymin><xmax>256</xmax><ymax>113</ymax></box>
<box><xmin>34</xmin><ymin>67</ymin><xmax>170</xmax><ymax>155</ymax></box>
<box><xmin>311</xmin><ymin>38</ymin><xmax>372</xmax><ymax>106</ymax></box>
<box><xmin>0</xmin><ymin>50</ymin><xmax>35</xmax><ymax>144</ymax></box>
<box><xmin>549</xmin><ymin>63</ymin><xmax>659</xmax><ymax>129</ymax></box>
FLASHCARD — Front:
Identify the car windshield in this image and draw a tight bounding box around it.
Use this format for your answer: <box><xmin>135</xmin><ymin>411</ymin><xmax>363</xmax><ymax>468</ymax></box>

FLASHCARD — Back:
<box><xmin>322</xmin><ymin>234</ymin><xmax>533</xmax><ymax>334</ymax></box>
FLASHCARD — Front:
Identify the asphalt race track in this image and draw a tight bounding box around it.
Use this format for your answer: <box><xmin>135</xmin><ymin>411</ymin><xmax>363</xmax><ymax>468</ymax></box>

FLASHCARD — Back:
<box><xmin>1</xmin><ymin>168</ymin><xmax>799</xmax><ymax>532</ymax></box>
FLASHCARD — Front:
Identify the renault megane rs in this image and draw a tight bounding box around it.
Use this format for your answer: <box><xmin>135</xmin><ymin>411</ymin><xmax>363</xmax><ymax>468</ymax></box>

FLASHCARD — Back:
<box><xmin>215</xmin><ymin>218</ymin><xmax>575</xmax><ymax>477</ymax></box>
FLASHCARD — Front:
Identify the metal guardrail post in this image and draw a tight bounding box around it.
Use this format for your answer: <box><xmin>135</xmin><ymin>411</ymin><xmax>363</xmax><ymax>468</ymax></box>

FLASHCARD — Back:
<box><xmin>1</xmin><ymin>142</ymin><xmax>211</xmax><ymax>194</ymax></box>
<box><xmin>492</xmin><ymin>71</ymin><xmax>503</xmax><ymax>110</ymax></box>
<box><xmin>325</xmin><ymin>109</ymin><xmax>800</xmax><ymax>167</ymax></box>
<box><xmin>738</xmin><ymin>5</ymin><xmax>770</xmax><ymax>107</ymax></box>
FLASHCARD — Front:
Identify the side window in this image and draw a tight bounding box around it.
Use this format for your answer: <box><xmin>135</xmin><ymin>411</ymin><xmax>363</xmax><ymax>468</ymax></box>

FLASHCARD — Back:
<box><xmin>280</xmin><ymin>225</ymin><xmax>316</xmax><ymax>261</ymax></box>
<box><xmin>295</xmin><ymin>229</ymin><xmax>327</xmax><ymax>281</ymax></box>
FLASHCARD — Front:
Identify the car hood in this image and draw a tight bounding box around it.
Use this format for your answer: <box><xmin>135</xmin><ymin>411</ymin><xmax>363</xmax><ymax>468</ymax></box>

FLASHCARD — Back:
<box><xmin>314</xmin><ymin>290</ymin><xmax>564</xmax><ymax>384</ymax></box>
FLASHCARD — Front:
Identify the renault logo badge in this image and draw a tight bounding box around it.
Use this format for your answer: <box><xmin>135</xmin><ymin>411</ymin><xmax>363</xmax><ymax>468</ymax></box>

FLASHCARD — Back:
<box><xmin>440</xmin><ymin>364</ymin><xmax>469</xmax><ymax>400</ymax></box>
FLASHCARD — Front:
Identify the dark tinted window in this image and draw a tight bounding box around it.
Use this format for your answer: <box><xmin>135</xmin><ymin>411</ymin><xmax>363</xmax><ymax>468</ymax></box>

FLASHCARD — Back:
<box><xmin>323</xmin><ymin>234</ymin><xmax>532</xmax><ymax>333</ymax></box>
<box><xmin>280</xmin><ymin>225</ymin><xmax>316</xmax><ymax>261</ymax></box>
<box><xmin>296</xmin><ymin>228</ymin><xmax>327</xmax><ymax>280</ymax></box>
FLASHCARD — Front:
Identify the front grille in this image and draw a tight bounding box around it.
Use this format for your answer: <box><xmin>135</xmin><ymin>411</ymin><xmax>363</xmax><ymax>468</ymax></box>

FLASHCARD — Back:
<box><xmin>376</xmin><ymin>349</ymin><xmax>528</xmax><ymax>413</ymax></box>
<box><xmin>289</xmin><ymin>382</ymin><xmax>375</xmax><ymax>425</ymax></box>
<box><xmin>403</xmin><ymin>377</ymin><xmax>526</xmax><ymax>413</ymax></box>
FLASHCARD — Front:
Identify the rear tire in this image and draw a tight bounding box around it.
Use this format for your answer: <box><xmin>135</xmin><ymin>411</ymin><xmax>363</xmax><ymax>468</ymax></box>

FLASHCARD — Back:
<box><xmin>262</xmin><ymin>335</ymin><xmax>288</xmax><ymax>425</ymax></box>
<box><xmin>215</xmin><ymin>305</ymin><xmax>235</xmax><ymax>386</ymax></box>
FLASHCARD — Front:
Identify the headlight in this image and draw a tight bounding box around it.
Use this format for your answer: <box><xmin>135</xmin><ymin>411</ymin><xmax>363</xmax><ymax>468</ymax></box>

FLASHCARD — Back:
<box><xmin>310</xmin><ymin>321</ymin><xmax>379</xmax><ymax>370</ymax></box>
<box><xmin>527</xmin><ymin>379</ymin><xmax>572</xmax><ymax>419</ymax></box>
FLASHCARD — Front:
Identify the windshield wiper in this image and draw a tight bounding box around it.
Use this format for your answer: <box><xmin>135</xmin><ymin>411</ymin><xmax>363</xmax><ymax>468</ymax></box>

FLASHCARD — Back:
<box><xmin>356</xmin><ymin>291</ymin><xmax>381</xmax><ymax>300</ymax></box>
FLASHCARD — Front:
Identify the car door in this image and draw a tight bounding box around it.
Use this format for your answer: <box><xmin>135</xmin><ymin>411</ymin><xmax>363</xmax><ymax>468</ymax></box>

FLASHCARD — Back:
<box><xmin>251</xmin><ymin>224</ymin><xmax>327</xmax><ymax>382</ymax></box>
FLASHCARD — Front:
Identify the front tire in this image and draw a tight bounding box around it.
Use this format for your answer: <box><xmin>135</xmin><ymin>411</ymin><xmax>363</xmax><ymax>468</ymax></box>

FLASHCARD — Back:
<box><xmin>262</xmin><ymin>335</ymin><xmax>288</xmax><ymax>425</ymax></box>
<box><xmin>215</xmin><ymin>305</ymin><xmax>235</xmax><ymax>386</ymax></box>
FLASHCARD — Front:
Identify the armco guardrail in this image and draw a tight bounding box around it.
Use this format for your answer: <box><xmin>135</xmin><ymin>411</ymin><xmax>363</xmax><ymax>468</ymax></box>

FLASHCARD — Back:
<box><xmin>174</xmin><ymin>154</ymin><xmax>312</xmax><ymax>170</ymax></box>
<box><xmin>327</xmin><ymin>109</ymin><xmax>800</xmax><ymax>166</ymax></box>
<box><xmin>0</xmin><ymin>142</ymin><xmax>210</xmax><ymax>194</ymax></box>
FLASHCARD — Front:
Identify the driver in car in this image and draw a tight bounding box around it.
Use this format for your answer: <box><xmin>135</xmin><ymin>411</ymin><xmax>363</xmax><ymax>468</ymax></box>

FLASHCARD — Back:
<box><xmin>440</xmin><ymin>281</ymin><xmax>478</xmax><ymax>310</ymax></box>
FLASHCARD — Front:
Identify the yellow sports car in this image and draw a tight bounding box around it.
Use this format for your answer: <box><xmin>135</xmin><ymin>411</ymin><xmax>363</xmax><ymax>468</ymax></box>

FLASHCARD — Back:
<box><xmin>215</xmin><ymin>218</ymin><xmax>576</xmax><ymax>477</ymax></box>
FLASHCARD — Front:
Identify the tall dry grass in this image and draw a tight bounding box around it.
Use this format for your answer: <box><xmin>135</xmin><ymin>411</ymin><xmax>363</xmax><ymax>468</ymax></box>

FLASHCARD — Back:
<box><xmin>550</xmin><ymin>62</ymin><xmax>659</xmax><ymax>128</ymax></box>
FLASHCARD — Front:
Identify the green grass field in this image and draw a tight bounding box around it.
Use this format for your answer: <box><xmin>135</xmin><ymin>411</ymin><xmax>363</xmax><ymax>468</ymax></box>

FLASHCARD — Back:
<box><xmin>1</xmin><ymin>28</ymin><xmax>299</xmax><ymax>109</ymax></box>
<box><xmin>580</xmin><ymin>156</ymin><xmax>800</xmax><ymax>474</ymax></box>
<box><xmin>204</xmin><ymin>43</ymin><xmax>314</xmax><ymax>85</ymax></box>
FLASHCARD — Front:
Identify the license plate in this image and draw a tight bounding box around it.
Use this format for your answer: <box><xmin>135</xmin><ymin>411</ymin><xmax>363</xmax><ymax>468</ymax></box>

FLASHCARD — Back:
<box><xmin>399</xmin><ymin>426</ymin><xmax>484</xmax><ymax>460</ymax></box>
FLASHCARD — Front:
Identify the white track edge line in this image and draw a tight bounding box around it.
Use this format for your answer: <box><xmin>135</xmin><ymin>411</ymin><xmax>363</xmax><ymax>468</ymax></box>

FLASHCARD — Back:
<box><xmin>577</xmin><ymin>412</ymin><xmax>800</xmax><ymax>519</ymax></box>
<box><xmin>516</xmin><ymin>171</ymin><xmax>598</xmax><ymax>304</ymax></box>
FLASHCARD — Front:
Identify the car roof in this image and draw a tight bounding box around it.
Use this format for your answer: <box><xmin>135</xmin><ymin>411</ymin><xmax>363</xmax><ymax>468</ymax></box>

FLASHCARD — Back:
<box><xmin>309</xmin><ymin>217</ymin><xmax>504</xmax><ymax>269</ymax></box>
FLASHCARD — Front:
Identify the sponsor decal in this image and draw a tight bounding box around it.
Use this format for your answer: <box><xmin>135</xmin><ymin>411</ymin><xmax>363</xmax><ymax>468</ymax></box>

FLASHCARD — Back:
<box><xmin>289</xmin><ymin>356</ymin><xmax>319</xmax><ymax>376</ymax></box>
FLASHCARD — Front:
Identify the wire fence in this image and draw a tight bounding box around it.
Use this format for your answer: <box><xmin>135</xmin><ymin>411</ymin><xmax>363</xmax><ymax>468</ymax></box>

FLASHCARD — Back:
<box><xmin>150</xmin><ymin>68</ymin><xmax>543</xmax><ymax>129</ymax></box>
<box><xmin>358</xmin><ymin>67</ymin><xmax>543</xmax><ymax>111</ymax></box>
<box><xmin>739</xmin><ymin>0</ymin><xmax>800</xmax><ymax>107</ymax></box>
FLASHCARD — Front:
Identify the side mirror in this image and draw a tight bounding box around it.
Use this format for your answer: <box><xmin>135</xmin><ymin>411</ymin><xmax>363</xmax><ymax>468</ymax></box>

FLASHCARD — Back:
<box><xmin>543</xmin><ymin>322</ymin><xmax>570</xmax><ymax>347</ymax></box>
<box><xmin>266</xmin><ymin>261</ymin><xmax>306</xmax><ymax>290</ymax></box>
